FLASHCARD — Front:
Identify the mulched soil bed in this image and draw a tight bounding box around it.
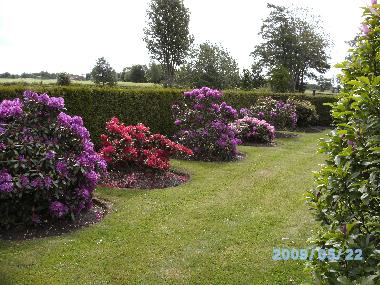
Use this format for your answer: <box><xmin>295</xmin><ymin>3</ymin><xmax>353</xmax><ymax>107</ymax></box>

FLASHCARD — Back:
<box><xmin>0</xmin><ymin>198</ymin><xmax>112</xmax><ymax>241</ymax></box>
<box><xmin>99</xmin><ymin>169</ymin><xmax>190</xmax><ymax>189</ymax></box>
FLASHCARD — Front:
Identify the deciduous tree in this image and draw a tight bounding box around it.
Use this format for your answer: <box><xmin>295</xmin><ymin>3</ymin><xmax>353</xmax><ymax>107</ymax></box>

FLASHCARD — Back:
<box><xmin>251</xmin><ymin>3</ymin><xmax>331</xmax><ymax>92</ymax></box>
<box><xmin>143</xmin><ymin>0</ymin><xmax>193</xmax><ymax>86</ymax></box>
<box><xmin>178</xmin><ymin>42</ymin><xmax>240</xmax><ymax>89</ymax></box>
<box><xmin>91</xmin><ymin>57</ymin><xmax>117</xmax><ymax>86</ymax></box>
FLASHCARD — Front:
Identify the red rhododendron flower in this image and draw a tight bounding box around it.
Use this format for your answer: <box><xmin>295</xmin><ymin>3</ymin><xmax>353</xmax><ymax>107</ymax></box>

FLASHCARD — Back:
<box><xmin>122</xmin><ymin>147</ymin><xmax>138</xmax><ymax>160</ymax></box>
<box><xmin>135</xmin><ymin>124</ymin><xmax>150</xmax><ymax>132</ymax></box>
<box><xmin>102</xmin><ymin>145</ymin><xmax>116</xmax><ymax>154</ymax></box>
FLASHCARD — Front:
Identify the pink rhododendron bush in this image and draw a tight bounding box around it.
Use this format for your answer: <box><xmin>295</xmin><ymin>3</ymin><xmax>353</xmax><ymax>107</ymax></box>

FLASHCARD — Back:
<box><xmin>0</xmin><ymin>91</ymin><xmax>106</xmax><ymax>228</ymax></box>
<box><xmin>231</xmin><ymin>115</ymin><xmax>275</xmax><ymax>144</ymax></box>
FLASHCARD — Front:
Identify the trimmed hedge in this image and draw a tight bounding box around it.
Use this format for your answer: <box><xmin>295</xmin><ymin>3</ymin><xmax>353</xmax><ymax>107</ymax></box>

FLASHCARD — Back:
<box><xmin>0</xmin><ymin>85</ymin><xmax>337</xmax><ymax>147</ymax></box>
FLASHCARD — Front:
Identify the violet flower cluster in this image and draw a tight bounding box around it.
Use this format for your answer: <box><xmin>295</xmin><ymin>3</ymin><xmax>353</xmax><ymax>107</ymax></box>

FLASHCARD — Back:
<box><xmin>0</xmin><ymin>98</ymin><xmax>23</xmax><ymax>119</ymax></box>
<box><xmin>0</xmin><ymin>169</ymin><xmax>13</xmax><ymax>193</ymax></box>
<box><xmin>0</xmin><ymin>90</ymin><xmax>106</xmax><ymax>227</ymax></box>
<box><xmin>173</xmin><ymin>87</ymin><xmax>241</xmax><ymax>161</ymax></box>
<box><xmin>23</xmin><ymin>90</ymin><xmax>65</xmax><ymax>109</ymax></box>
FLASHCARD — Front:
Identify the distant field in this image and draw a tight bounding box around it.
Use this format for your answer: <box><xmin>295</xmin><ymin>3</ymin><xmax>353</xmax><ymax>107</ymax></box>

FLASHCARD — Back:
<box><xmin>0</xmin><ymin>78</ymin><xmax>162</xmax><ymax>88</ymax></box>
<box><xmin>304</xmin><ymin>89</ymin><xmax>335</xmax><ymax>96</ymax></box>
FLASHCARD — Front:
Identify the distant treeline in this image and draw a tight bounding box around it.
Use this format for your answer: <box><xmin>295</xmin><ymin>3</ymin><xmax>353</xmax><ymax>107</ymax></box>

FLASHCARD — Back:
<box><xmin>0</xmin><ymin>71</ymin><xmax>86</xmax><ymax>81</ymax></box>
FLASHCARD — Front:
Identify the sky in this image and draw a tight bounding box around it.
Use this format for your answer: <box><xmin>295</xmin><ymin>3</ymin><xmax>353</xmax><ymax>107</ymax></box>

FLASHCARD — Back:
<box><xmin>0</xmin><ymin>0</ymin><xmax>368</xmax><ymax>78</ymax></box>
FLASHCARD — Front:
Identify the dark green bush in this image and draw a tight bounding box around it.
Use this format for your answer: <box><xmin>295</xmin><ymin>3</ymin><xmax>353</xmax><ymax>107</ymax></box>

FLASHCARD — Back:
<box><xmin>0</xmin><ymin>85</ymin><xmax>337</xmax><ymax>148</ymax></box>
<box><xmin>306</xmin><ymin>3</ymin><xmax>380</xmax><ymax>283</ymax></box>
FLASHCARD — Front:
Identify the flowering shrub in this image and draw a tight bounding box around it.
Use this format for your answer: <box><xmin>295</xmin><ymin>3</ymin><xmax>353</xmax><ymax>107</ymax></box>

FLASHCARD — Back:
<box><xmin>250</xmin><ymin>97</ymin><xmax>297</xmax><ymax>130</ymax></box>
<box><xmin>306</xmin><ymin>2</ymin><xmax>380</xmax><ymax>283</ymax></box>
<box><xmin>0</xmin><ymin>91</ymin><xmax>106</xmax><ymax>227</ymax></box>
<box><xmin>231</xmin><ymin>116</ymin><xmax>275</xmax><ymax>144</ymax></box>
<box><xmin>172</xmin><ymin>87</ymin><xmax>241</xmax><ymax>161</ymax></box>
<box><xmin>287</xmin><ymin>99</ymin><xmax>318</xmax><ymax>127</ymax></box>
<box><xmin>99</xmin><ymin>117</ymin><xmax>192</xmax><ymax>171</ymax></box>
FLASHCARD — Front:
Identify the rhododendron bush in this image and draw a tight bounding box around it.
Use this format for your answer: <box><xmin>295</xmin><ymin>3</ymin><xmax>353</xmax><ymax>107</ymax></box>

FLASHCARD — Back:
<box><xmin>231</xmin><ymin>116</ymin><xmax>275</xmax><ymax>144</ymax></box>
<box><xmin>250</xmin><ymin>97</ymin><xmax>297</xmax><ymax>130</ymax></box>
<box><xmin>99</xmin><ymin>117</ymin><xmax>192</xmax><ymax>171</ymax></box>
<box><xmin>287</xmin><ymin>99</ymin><xmax>318</xmax><ymax>127</ymax></box>
<box><xmin>0</xmin><ymin>91</ymin><xmax>106</xmax><ymax>227</ymax></box>
<box><xmin>172</xmin><ymin>87</ymin><xmax>241</xmax><ymax>161</ymax></box>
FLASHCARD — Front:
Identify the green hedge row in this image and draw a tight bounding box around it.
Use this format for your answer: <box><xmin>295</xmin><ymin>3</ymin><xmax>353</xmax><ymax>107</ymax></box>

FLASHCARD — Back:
<box><xmin>0</xmin><ymin>85</ymin><xmax>337</xmax><ymax>147</ymax></box>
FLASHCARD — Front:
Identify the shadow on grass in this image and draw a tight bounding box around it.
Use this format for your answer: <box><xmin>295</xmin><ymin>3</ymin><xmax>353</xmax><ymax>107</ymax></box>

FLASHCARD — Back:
<box><xmin>0</xmin><ymin>272</ymin><xmax>13</xmax><ymax>285</ymax></box>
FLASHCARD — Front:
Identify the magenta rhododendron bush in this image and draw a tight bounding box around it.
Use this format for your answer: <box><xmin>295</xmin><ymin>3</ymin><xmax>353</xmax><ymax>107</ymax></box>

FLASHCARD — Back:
<box><xmin>99</xmin><ymin>117</ymin><xmax>193</xmax><ymax>171</ymax></box>
<box><xmin>0</xmin><ymin>91</ymin><xmax>106</xmax><ymax>227</ymax></box>
<box><xmin>172</xmin><ymin>87</ymin><xmax>241</xmax><ymax>161</ymax></box>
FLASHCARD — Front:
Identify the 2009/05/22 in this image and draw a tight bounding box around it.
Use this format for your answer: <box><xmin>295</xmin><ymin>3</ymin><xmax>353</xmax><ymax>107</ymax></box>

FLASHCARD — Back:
<box><xmin>272</xmin><ymin>248</ymin><xmax>363</xmax><ymax>262</ymax></box>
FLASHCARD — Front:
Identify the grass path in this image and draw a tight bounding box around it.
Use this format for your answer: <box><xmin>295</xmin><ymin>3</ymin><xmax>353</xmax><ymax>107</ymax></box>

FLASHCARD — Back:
<box><xmin>0</xmin><ymin>131</ymin><xmax>328</xmax><ymax>285</ymax></box>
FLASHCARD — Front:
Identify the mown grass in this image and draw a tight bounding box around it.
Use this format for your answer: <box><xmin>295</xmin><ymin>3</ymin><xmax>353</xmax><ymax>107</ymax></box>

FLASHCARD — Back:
<box><xmin>0</xmin><ymin>130</ymin><xmax>328</xmax><ymax>285</ymax></box>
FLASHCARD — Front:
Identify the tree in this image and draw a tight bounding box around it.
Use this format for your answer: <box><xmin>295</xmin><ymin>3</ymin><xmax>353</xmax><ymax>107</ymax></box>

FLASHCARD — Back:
<box><xmin>178</xmin><ymin>42</ymin><xmax>240</xmax><ymax>89</ymax></box>
<box><xmin>316</xmin><ymin>75</ymin><xmax>332</xmax><ymax>92</ymax></box>
<box><xmin>143</xmin><ymin>0</ymin><xmax>193</xmax><ymax>86</ymax></box>
<box><xmin>251</xmin><ymin>3</ymin><xmax>331</xmax><ymax>92</ymax></box>
<box><xmin>240</xmin><ymin>64</ymin><xmax>266</xmax><ymax>90</ymax></box>
<box><xmin>0</xmin><ymin>72</ymin><xmax>11</xmax><ymax>78</ymax></box>
<box><xmin>56</xmin><ymin>72</ymin><xmax>71</xmax><ymax>86</ymax></box>
<box><xmin>91</xmin><ymin>57</ymin><xmax>117</xmax><ymax>86</ymax></box>
<box><xmin>146</xmin><ymin>62</ymin><xmax>164</xmax><ymax>83</ymax></box>
<box><xmin>269</xmin><ymin>65</ymin><xmax>294</xmax><ymax>92</ymax></box>
<box><xmin>240</xmin><ymin>69</ymin><xmax>253</xmax><ymax>90</ymax></box>
<box><xmin>129</xmin><ymin>65</ymin><xmax>147</xmax><ymax>83</ymax></box>
<box><xmin>120</xmin><ymin>67</ymin><xmax>131</xmax><ymax>82</ymax></box>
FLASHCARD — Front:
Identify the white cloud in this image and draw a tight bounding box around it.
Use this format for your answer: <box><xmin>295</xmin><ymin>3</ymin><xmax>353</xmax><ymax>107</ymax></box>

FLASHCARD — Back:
<box><xmin>0</xmin><ymin>0</ymin><xmax>365</xmax><ymax>77</ymax></box>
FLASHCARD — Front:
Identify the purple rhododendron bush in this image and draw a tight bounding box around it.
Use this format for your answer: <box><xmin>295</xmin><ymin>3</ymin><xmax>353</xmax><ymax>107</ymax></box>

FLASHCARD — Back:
<box><xmin>0</xmin><ymin>91</ymin><xmax>106</xmax><ymax>228</ymax></box>
<box><xmin>172</xmin><ymin>87</ymin><xmax>241</xmax><ymax>161</ymax></box>
<box><xmin>250</xmin><ymin>97</ymin><xmax>297</xmax><ymax>130</ymax></box>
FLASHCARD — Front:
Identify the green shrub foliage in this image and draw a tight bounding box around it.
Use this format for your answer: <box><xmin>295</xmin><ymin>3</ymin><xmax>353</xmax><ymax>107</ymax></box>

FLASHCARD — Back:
<box><xmin>306</xmin><ymin>3</ymin><xmax>380</xmax><ymax>283</ymax></box>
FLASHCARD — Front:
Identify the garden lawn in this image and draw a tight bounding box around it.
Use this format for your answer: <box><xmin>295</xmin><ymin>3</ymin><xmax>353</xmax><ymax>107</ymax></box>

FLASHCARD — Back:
<box><xmin>0</xmin><ymin>130</ymin><xmax>328</xmax><ymax>285</ymax></box>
